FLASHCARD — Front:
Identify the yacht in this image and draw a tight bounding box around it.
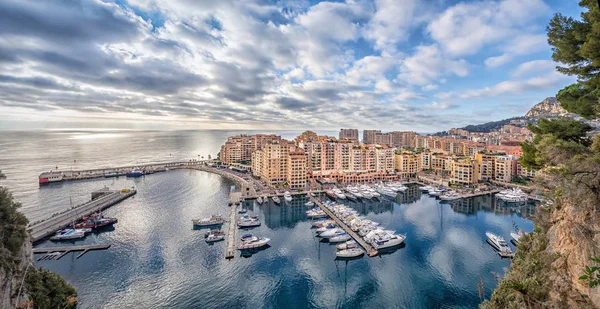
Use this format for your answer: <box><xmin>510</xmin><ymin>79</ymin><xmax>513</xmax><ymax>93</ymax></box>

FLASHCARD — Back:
<box><xmin>284</xmin><ymin>191</ymin><xmax>293</xmax><ymax>202</ymax></box>
<box><xmin>50</xmin><ymin>229</ymin><xmax>86</xmax><ymax>241</ymax></box>
<box><xmin>256</xmin><ymin>196</ymin><xmax>264</xmax><ymax>204</ymax></box>
<box><xmin>306</xmin><ymin>208</ymin><xmax>328</xmax><ymax>219</ymax></box>
<box><xmin>237</xmin><ymin>236</ymin><xmax>270</xmax><ymax>250</ymax></box>
<box><xmin>361</xmin><ymin>191</ymin><xmax>373</xmax><ymax>199</ymax></box>
<box><xmin>311</xmin><ymin>219</ymin><xmax>335</xmax><ymax>228</ymax></box>
<box><xmin>319</xmin><ymin>228</ymin><xmax>344</xmax><ymax>238</ymax></box>
<box><xmin>272</xmin><ymin>196</ymin><xmax>281</xmax><ymax>204</ymax></box>
<box><xmin>336</xmin><ymin>240</ymin><xmax>358</xmax><ymax>250</ymax></box>
<box><xmin>496</xmin><ymin>188</ymin><xmax>528</xmax><ymax>203</ymax></box>
<box><xmin>428</xmin><ymin>187</ymin><xmax>445</xmax><ymax>196</ymax></box>
<box><xmin>329</xmin><ymin>232</ymin><xmax>351</xmax><ymax>243</ymax></box>
<box><xmin>237</xmin><ymin>215</ymin><xmax>261</xmax><ymax>228</ymax></box>
<box><xmin>371</xmin><ymin>233</ymin><xmax>406</xmax><ymax>250</ymax></box>
<box><xmin>336</xmin><ymin>248</ymin><xmax>364</xmax><ymax>258</ymax></box>
<box><xmin>192</xmin><ymin>214</ymin><xmax>225</xmax><ymax>227</ymax></box>
<box><xmin>510</xmin><ymin>230</ymin><xmax>527</xmax><ymax>245</ymax></box>
<box><xmin>305</xmin><ymin>200</ymin><xmax>315</xmax><ymax>207</ymax></box>
<box><xmin>345</xmin><ymin>192</ymin><xmax>357</xmax><ymax>201</ymax></box>
<box><xmin>439</xmin><ymin>191</ymin><xmax>462</xmax><ymax>201</ymax></box>
<box><xmin>332</xmin><ymin>189</ymin><xmax>346</xmax><ymax>200</ymax></box>
<box><xmin>205</xmin><ymin>233</ymin><xmax>225</xmax><ymax>243</ymax></box>
<box><xmin>315</xmin><ymin>223</ymin><xmax>338</xmax><ymax>233</ymax></box>
<box><xmin>326</xmin><ymin>190</ymin><xmax>337</xmax><ymax>199</ymax></box>
<box><xmin>486</xmin><ymin>232</ymin><xmax>512</xmax><ymax>253</ymax></box>
<box><xmin>419</xmin><ymin>185</ymin><xmax>434</xmax><ymax>191</ymax></box>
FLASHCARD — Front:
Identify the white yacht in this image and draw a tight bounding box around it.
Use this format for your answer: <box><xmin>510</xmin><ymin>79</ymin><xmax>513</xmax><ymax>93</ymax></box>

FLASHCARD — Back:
<box><xmin>306</xmin><ymin>208</ymin><xmax>328</xmax><ymax>219</ymax></box>
<box><xmin>336</xmin><ymin>240</ymin><xmax>358</xmax><ymax>250</ymax></box>
<box><xmin>336</xmin><ymin>248</ymin><xmax>364</xmax><ymax>258</ymax></box>
<box><xmin>237</xmin><ymin>236</ymin><xmax>270</xmax><ymax>250</ymax></box>
<box><xmin>319</xmin><ymin>228</ymin><xmax>344</xmax><ymax>238</ymax></box>
<box><xmin>510</xmin><ymin>230</ymin><xmax>527</xmax><ymax>245</ymax></box>
<box><xmin>192</xmin><ymin>214</ymin><xmax>225</xmax><ymax>227</ymax></box>
<box><xmin>305</xmin><ymin>200</ymin><xmax>315</xmax><ymax>207</ymax></box>
<box><xmin>496</xmin><ymin>188</ymin><xmax>528</xmax><ymax>203</ymax></box>
<box><xmin>439</xmin><ymin>191</ymin><xmax>462</xmax><ymax>201</ymax></box>
<box><xmin>428</xmin><ymin>187</ymin><xmax>445</xmax><ymax>196</ymax></box>
<box><xmin>332</xmin><ymin>188</ymin><xmax>346</xmax><ymax>200</ymax></box>
<box><xmin>256</xmin><ymin>196</ymin><xmax>263</xmax><ymax>204</ymax></box>
<box><xmin>316</xmin><ymin>223</ymin><xmax>338</xmax><ymax>233</ymax></box>
<box><xmin>329</xmin><ymin>232</ymin><xmax>351</xmax><ymax>243</ymax></box>
<box><xmin>50</xmin><ymin>229</ymin><xmax>86</xmax><ymax>241</ymax></box>
<box><xmin>419</xmin><ymin>185</ymin><xmax>434</xmax><ymax>191</ymax></box>
<box><xmin>205</xmin><ymin>233</ymin><xmax>225</xmax><ymax>243</ymax></box>
<box><xmin>237</xmin><ymin>215</ymin><xmax>261</xmax><ymax>228</ymax></box>
<box><xmin>311</xmin><ymin>219</ymin><xmax>334</xmax><ymax>227</ymax></box>
<box><xmin>486</xmin><ymin>232</ymin><xmax>512</xmax><ymax>253</ymax></box>
<box><xmin>272</xmin><ymin>196</ymin><xmax>281</xmax><ymax>204</ymax></box>
<box><xmin>284</xmin><ymin>191</ymin><xmax>293</xmax><ymax>202</ymax></box>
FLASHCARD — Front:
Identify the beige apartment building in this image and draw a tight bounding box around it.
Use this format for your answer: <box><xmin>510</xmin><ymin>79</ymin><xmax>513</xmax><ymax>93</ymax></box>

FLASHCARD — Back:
<box><xmin>287</xmin><ymin>148</ymin><xmax>307</xmax><ymax>190</ymax></box>
<box><xmin>220</xmin><ymin>134</ymin><xmax>282</xmax><ymax>164</ymax></box>
<box><xmin>450</xmin><ymin>159</ymin><xmax>476</xmax><ymax>185</ymax></box>
<box><xmin>474</xmin><ymin>153</ymin><xmax>496</xmax><ymax>182</ymax></box>
<box><xmin>494</xmin><ymin>155</ymin><xmax>519</xmax><ymax>182</ymax></box>
<box><xmin>395</xmin><ymin>152</ymin><xmax>420</xmax><ymax>176</ymax></box>
<box><xmin>251</xmin><ymin>140</ymin><xmax>291</xmax><ymax>187</ymax></box>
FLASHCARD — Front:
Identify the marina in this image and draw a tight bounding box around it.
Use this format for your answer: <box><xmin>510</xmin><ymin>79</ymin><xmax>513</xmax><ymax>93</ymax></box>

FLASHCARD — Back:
<box><xmin>28</xmin><ymin>188</ymin><xmax>136</xmax><ymax>242</ymax></box>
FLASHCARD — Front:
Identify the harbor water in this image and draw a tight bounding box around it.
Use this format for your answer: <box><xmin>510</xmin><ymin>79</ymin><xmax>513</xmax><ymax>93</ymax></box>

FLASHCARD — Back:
<box><xmin>0</xmin><ymin>130</ymin><xmax>535</xmax><ymax>308</ymax></box>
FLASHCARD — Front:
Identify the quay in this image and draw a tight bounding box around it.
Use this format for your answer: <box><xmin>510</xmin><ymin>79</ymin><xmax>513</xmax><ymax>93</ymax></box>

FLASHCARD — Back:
<box><xmin>461</xmin><ymin>190</ymin><xmax>499</xmax><ymax>198</ymax></box>
<box><xmin>310</xmin><ymin>197</ymin><xmax>378</xmax><ymax>257</ymax></box>
<box><xmin>28</xmin><ymin>189</ymin><xmax>136</xmax><ymax>242</ymax></box>
<box><xmin>33</xmin><ymin>244</ymin><xmax>111</xmax><ymax>260</ymax></box>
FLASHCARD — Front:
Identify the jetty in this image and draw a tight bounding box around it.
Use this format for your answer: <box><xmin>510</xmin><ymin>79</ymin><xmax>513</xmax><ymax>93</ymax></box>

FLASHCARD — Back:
<box><xmin>33</xmin><ymin>244</ymin><xmax>111</xmax><ymax>260</ymax></box>
<box><xmin>310</xmin><ymin>197</ymin><xmax>378</xmax><ymax>257</ymax></box>
<box><xmin>28</xmin><ymin>189</ymin><xmax>136</xmax><ymax>242</ymax></box>
<box><xmin>225</xmin><ymin>202</ymin><xmax>238</xmax><ymax>259</ymax></box>
<box><xmin>461</xmin><ymin>190</ymin><xmax>499</xmax><ymax>198</ymax></box>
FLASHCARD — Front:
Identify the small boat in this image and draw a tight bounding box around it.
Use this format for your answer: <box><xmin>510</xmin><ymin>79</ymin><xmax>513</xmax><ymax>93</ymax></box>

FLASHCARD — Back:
<box><xmin>284</xmin><ymin>191</ymin><xmax>292</xmax><ymax>202</ymax></box>
<box><xmin>237</xmin><ymin>215</ymin><xmax>261</xmax><ymax>228</ymax></box>
<box><xmin>256</xmin><ymin>196</ymin><xmax>264</xmax><ymax>204</ymax></box>
<box><xmin>439</xmin><ymin>191</ymin><xmax>462</xmax><ymax>201</ymax></box>
<box><xmin>319</xmin><ymin>228</ymin><xmax>344</xmax><ymax>238</ymax></box>
<box><xmin>272</xmin><ymin>196</ymin><xmax>281</xmax><ymax>204</ymax></box>
<box><xmin>510</xmin><ymin>230</ymin><xmax>527</xmax><ymax>245</ymax></box>
<box><xmin>329</xmin><ymin>233</ymin><xmax>351</xmax><ymax>243</ymax></box>
<box><xmin>126</xmin><ymin>170</ymin><xmax>144</xmax><ymax>177</ymax></box>
<box><xmin>204</xmin><ymin>229</ymin><xmax>224</xmax><ymax>237</ymax></box>
<box><xmin>192</xmin><ymin>215</ymin><xmax>225</xmax><ymax>227</ymax></box>
<box><xmin>311</xmin><ymin>219</ymin><xmax>334</xmax><ymax>227</ymax></box>
<box><xmin>206</xmin><ymin>234</ymin><xmax>225</xmax><ymax>243</ymax></box>
<box><xmin>336</xmin><ymin>248</ymin><xmax>364</xmax><ymax>258</ymax></box>
<box><xmin>336</xmin><ymin>240</ymin><xmax>358</xmax><ymax>250</ymax></box>
<box><xmin>486</xmin><ymin>232</ymin><xmax>512</xmax><ymax>253</ymax></box>
<box><xmin>238</xmin><ymin>208</ymin><xmax>247</xmax><ymax>214</ymax></box>
<box><xmin>309</xmin><ymin>192</ymin><xmax>316</xmax><ymax>197</ymax></box>
<box><xmin>237</xmin><ymin>236</ymin><xmax>270</xmax><ymax>250</ymax></box>
<box><xmin>305</xmin><ymin>201</ymin><xmax>314</xmax><ymax>207</ymax></box>
<box><xmin>316</xmin><ymin>223</ymin><xmax>338</xmax><ymax>233</ymax></box>
<box><xmin>419</xmin><ymin>185</ymin><xmax>434</xmax><ymax>191</ymax></box>
<box><xmin>50</xmin><ymin>229</ymin><xmax>86</xmax><ymax>241</ymax></box>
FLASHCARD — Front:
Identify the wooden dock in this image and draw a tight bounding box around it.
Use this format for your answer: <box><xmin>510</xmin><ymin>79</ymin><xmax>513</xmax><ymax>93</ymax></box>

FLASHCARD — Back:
<box><xmin>224</xmin><ymin>204</ymin><xmax>238</xmax><ymax>259</ymax></box>
<box><xmin>28</xmin><ymin>190</ymin><xmax>136</xmax><ymax>242</ymax></box>
<box><xmin>33</xmin><ymin>244</ymin><xmax>111</xmax><ymax>260</ymax></box>
<box><xmin>310</xmin><ymin>197</ymin><xmax>378</xmax><ymax>257</ymax></box>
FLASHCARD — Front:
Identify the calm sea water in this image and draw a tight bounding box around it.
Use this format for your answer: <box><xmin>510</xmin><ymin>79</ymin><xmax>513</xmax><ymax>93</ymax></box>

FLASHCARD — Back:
<box><xmin>0</xmin><ymin>130</ymin><xmax>535</xmax><ymax>308</ymax></box>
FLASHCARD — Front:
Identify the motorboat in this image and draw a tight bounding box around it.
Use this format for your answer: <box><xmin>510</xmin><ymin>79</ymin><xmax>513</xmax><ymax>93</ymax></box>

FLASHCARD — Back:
<box><xmin>305</xmin><ymin>200</ymin><xmax>315</xmax><ymax>207</ymax></box>
<box><xmin>332</xmin><ymin>189</ymin><xmax>346</xmax><ymax>199</ymax></box>
<box><xmin>419</xmin><ymin>185</ymin><xmax>434</xmax><ymax>191</ymax></box>
<box><xmin>510</xmin><ymin>230</ymin><xmax>527</xmax><ymax>245</ymax></box>
<box><xmin>311</xmin><ymin>219</ymin><xmax>334</xmax><ymax>227</ymax></box>
<box><xmin>336</xmin><ymin>240</ymin><xmax>358</xmax><ymax>250</ymax></box>
<box><xmin>496</xmin><ymin>188</ymin><xmax>528</xmax><ymax>203</ymax></box>
<box><xmin>361</xmin><ymin>191</ymin><xmax>373</xmax><ymax>199</ymax></box>
<box><xmin>439</xmin><ymin>191</ymin><xmax>462</xmax><ymax>201</ymax></box>
<box><xmin>370</xmin><ymin>233</ymin><xmax>406</xmax><ymax>250</ymax></box>
<box><xmin>70</xmin><ymin>212</ymin><xmax>117</xmax><ymax>229</ymax></box>
<box><xmin>326</xmin><ymin>190</ymin><xmax>337</xmax><ymax>199</ymax></box>
<box><xmin>316</xmin><ymin>223</ymin><xmax>338</xmax><ymax>233</ymax></box>
<box><xmin>486</xmin><ymin>232</ymin><xmax>512</xmax><ymax>253</ymax></box>
<box><xmin>284</xmin><ymin>191</ymin><xmax>293</xmax><ymax>202</ymax></box>
<box><xmin>126</xmin><ymin>170</ymin><xmax>144</xmax><ymax>177</ymax></box>
<box><xmin>336</xmin><ymin>248</ymin><xmax>364</xmax><ymax>258</ymax></box>
<box><xmin>345</xmin><ymin>192</ymin><xmax>357</xmax><ymax>201</ymax></box>
<box><xmin>272</xmin><ymin>196</ymin><xmax>281</xmax><ymax>204</ymax></box>
<box><xmin>237</xmin><ymin>236</ymin><xmax>270</xmax><ymax>250</ymax></box>
<box><xmin>206</xmin><ymin>234</ymin><xmax>225</xmax><ymax>243</ymax></box>
<box><xmin>428</xmin><ymin>187</ymin><xmax>445</xmax><ymax>196</ymax></box>
<box><xmin>204</xmin><ymin>229</ymin><xmax>224</xmax><ymax>237</ymax></box>
<box><xmin>50</xmin><ymin>229</ymin><xmax>86</xmax><ymax>241</ymax></box>
<box><xmin>306</xmin><ymin>208</ymin><xmax>328</xmax><ymax>219</ymax></box>
<box><xmin>237</xmin><ymin>215</ymin><xmax>261</xmax><ymax>228</ymax></box>
<box><xmin>309</xmin><ymin>192</ymin><xmax>316</xmax><ymax>197</ymax></box>
<box><xmin>319</xmin><ymin>228</ymin><xmax>344</xmax><ymax>238</ymax></box>
<box><xmin>329</xmin><ymin>233</ymin><xmax>351</xmax><ymax>243</ymax></box>
<box><xmin>238</xmin><ymin>207</ymin><xmax>247</xmax><ymax>214</ymax></box>
<box><xmin>192</xmin><ymin>214</ymin><xmax>225</xmax><ymax>227</ymax></box>
<box><xmin>256</xmin><ymin>196</ymin><xmax>264</xmax><ymax>204</ymax></box>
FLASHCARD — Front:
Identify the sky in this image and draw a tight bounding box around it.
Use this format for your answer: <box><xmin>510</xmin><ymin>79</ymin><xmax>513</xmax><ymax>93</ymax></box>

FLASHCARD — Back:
<box><xmin>0</xmin><ymin>0</ymin><xmax>584</xmax><ymax>132</ymax></box>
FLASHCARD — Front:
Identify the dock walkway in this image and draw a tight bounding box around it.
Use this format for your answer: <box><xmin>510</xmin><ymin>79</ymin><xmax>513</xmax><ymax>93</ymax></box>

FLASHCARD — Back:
<box><xmin>33</xmin><ymin>244</ymin><xmax>111</xmax><ymax>260</ymax></box>
<box><xmin>29</xmin><ymin>190</ymin><xmax>136</xmax><ymax>242</ymax></box>
<box><xmin>224</xmin><ymin>205</ymin><xmax>237</xmax><ymax>259</ymax></box>
<box><xmin>310</xmin><ymin>197</ymin><xmax>378</xmax><ymax>257</ymax></box>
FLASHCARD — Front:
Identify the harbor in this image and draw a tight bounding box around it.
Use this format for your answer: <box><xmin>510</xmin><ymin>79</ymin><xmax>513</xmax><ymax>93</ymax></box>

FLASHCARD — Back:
<box><xmin>33</xmin><ymin>244</ymin><xmax>111</xmax><ymax>260</ymax></box>
<box><xmin>28</xmin><ymin>188</ymin><xmax>136</xmax><ymax>242</ymax></box>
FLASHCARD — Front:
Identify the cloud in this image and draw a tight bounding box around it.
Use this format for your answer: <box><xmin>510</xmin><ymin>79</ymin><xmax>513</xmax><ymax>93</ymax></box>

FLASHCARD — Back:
<box><xmin>436</xmin><ymin>71</ymin><xmax>571</xmax><ymax>100</ymax></box>
<box><xmin>511</xmin><ymin>60</ymin><xmax>557</xmax><ymax>77</ymax></box>
<box><xmin>364</xmin><ymin>0</ymin><xmax>421</xmax><ymax>52</ymax></box>
<box><xmin>398</xmin><ymin>44</ymin><xmax>469</xmax><ymax>86</ymax></box>
<box><xmin>428</xmin><ymin>0</ymin><xmax>549</xmax><ymax>57</ymax></box>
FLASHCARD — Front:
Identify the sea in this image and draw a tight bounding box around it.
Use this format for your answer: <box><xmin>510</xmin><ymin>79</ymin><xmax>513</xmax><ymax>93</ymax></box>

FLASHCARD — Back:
<box><xmin>0</xmin><ymin>130</ymin><xmax>535</xmax><ymax>309</ymax></box>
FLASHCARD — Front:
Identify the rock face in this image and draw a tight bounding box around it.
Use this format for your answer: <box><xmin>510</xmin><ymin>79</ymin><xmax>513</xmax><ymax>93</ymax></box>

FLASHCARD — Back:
<box><xmin>525</xmin><ymin>97</ymin><xmax>571</xmax><ymax>118</ymax></box>
<box><xmin>0</xmin><ymin>240</ymin><xmax>31</xmax><ymax>309</ymax></box>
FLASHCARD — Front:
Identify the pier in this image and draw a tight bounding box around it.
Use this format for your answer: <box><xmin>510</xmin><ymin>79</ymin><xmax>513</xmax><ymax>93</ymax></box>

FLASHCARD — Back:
<box><xmin>28</xmin><ymin>189</ymin><xmax>136</xmax><ymax>242</ymax></box>
<box><xmin>460</xmin><ymin>190</ymin><xmax>499</xmax><ymax>198</ymax></box>
<box><xmin>33</xmin><ymin>244</ymin><xmax>111</xmax><ymax>260</ymax></box>
<box><xmin>225</xmin><ymin>204</ymin><xmax>238</xmax><ymax>259</ymax></box>
<box><xmin>310</xmin><ymin>197</ymin><xmax>378</xmax><ymax>257</ymax></box>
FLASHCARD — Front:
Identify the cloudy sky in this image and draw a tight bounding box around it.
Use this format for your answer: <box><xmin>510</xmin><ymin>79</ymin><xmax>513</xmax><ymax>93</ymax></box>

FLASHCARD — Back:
<box><xmin>0</xmin><ymin>0</ymin><xmax>581</xmax><ymax>132</ymax></box>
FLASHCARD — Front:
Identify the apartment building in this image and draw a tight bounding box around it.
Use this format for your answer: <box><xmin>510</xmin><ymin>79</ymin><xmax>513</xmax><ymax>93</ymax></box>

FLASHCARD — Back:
<box><xmin>450</xmin><ymin>159</ymin><xmax>476</xmax><ymax>185</ymax></box>
<box><xmin>251</xmin><ymin>140</ymin><xmax>292</xmax><ymax>186</ymax></box>
<box><xmin>395</xmin><ymin>152</ymin><xmax>420</xmax><ymax>176</ymax></box>
<box><xmin>495</xmin><ymin>155</ymin><xmax>519</xmax><ymax>182</ymax></box>
<box><xmin>220</xmin><ymin>134</ymin><xmax>282</xmax><ymax>164</ymax></box>
<box><xmin>362</xmin><ymin>130</ymin><xmax>381</xmax><ymax>144</ymax></box>
<box><xmin>339</xmin><ymin>128</ymin><xmax>359</xmax><ymax>140</ymax></box>
<box><xmin>287</xmin><ymin>148</ymin><xmax>307</xmax><ymax>190</ymax></box>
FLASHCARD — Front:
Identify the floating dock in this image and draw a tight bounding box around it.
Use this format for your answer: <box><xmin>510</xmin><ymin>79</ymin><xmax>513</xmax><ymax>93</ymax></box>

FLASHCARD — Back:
<box><xmin>224</xmin><ymin>204</ymin><xmax>238</xmax><ymax>259</ymax></box>
<box><xmin>33</xmin><ymin>244</ymin><xmax>111</xmax><ymax>260</ymax></box>
<box><xmin>28</xmin><ymin>189</ymin><xmax>136</xmax><ymax>242</ymax></box>
<box><xmin>310</xmin><ymin>197</ymin><xmax>378</xmax><ymax>257</ymax></box>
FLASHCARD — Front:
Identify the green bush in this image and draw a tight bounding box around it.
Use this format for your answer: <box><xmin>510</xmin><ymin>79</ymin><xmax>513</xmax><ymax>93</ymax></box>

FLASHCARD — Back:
<box><xmin>24</xmin><ymin>267</ymin><xmax>77</xmax><ymax>309</ymax></box>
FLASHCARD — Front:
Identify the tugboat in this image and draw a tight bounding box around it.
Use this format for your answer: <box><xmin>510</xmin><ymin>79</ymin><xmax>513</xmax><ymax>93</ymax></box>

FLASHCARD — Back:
<box><xmin>70</xmin><ymin>212</ymin><xmax>118</xmax><ymax>229</ymax></box>
<box><xmin>192</xmin><ymin>215</ymin><xmax>225</xmax><ymax>227</ymax></box>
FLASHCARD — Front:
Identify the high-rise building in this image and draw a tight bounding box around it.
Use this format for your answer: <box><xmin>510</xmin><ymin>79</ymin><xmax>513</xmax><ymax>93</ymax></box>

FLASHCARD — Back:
<box><xmin>495</xmin><ymin>155</ymin><xmax>518</xmax><ymax>182</ymax></box>
<box><xmin>251</xmin><ymin>140</ymin><xmax>292</xmax><ymax>186</ymax></box>
<box><xmin>287</xmin><ymin>148</ymin><xmax>307</xmax><ymax>190</ymax></box>
<box><xmin>363</xmin><ymin>130</ymin><xmax>381</xmax><ymax>144</ymax></box>
<box><xmin>220</xmin><ymin>134</ymin><xmax>282</xmax><ymax>164</ymax></box>
<box><xmin>339</xmin><ymin>129</ymin><xmax>359</xmax><ymax>140</ymax></box>
<box><xmin>450</xmin><ymin>159</ymin><xmax>476</xmax><ymax>185</ymax></box>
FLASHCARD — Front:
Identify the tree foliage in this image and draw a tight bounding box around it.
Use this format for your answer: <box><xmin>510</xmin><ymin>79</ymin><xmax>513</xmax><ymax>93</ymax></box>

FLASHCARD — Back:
<box><xmin>0</xmin><ymin>187</ymin><xmax>29</xmax><ymax>270</ymax></box>
<box><xmin>548</xmin><ymin>0</ymin><xmax>600</xmax><ymax>118</ymax></box>
<box><xmin>24</xmin><ymin>268</ymin><xmax>77</xmax><ymax>309</ymax></box>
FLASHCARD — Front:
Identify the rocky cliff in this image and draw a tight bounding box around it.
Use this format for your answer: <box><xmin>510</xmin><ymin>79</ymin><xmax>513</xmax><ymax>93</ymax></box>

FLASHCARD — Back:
<box><xmin>0</xmin><ymin>241</ymin><xmax>31</xmax><ymax>308</ymax></box>
<box><xmin>525</xmin><ymin>97</ymin><xmax>571</xmax><ymax>118</ymax></box>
